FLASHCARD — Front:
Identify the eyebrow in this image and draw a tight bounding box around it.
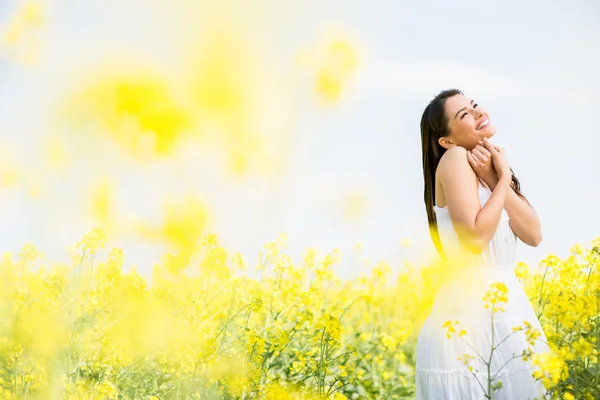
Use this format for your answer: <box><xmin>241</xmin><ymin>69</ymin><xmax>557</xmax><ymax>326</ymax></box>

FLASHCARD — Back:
<box><xmin>454</xmin><ymin>99</ymin><xmax>475</xmax><ymax>120</ymax></box>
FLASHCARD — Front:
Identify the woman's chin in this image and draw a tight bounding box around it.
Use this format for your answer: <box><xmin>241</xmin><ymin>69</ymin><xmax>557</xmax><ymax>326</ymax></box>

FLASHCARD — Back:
<box><xmin>481</xmin><ymin>128</ymin><xmax>496</xmax><ymax>139</ymax></box>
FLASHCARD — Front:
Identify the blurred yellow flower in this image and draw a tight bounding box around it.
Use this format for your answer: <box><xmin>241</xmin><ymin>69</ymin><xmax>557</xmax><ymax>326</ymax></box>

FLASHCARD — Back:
<box><xmin>0</xmin><ymin>0</ymin><xmax>45</xmax><ymax>64</ymax></box>
<box><xmin>62</xmin><ymin>69</ymin><xmax>191</xmax><ymax>159</ymax></box>
<box><xmin>134</xmin><ymin>195</ymin><xmax>208</xmax><ymax>252</ymax></box>
<box><xmin>300</xmin><ymin>32</ymin><xmax>360</xmax><ymax>104</ymax></box>
<box><xmin>0</xmin><ymin>228</ymin><xmax>596</xmax><ymax>398</ymax></box>
<box><xmin>74</xmin><ymin>228</ymin><xmax>106</xmax><ymax>256</ymax></box>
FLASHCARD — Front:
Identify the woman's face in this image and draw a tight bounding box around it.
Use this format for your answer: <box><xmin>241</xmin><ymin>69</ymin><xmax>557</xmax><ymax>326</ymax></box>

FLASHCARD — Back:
<box><xmin>441</xmin><ymin>94</ymin><xmax>496</xmax><ymax>150</ymax></box>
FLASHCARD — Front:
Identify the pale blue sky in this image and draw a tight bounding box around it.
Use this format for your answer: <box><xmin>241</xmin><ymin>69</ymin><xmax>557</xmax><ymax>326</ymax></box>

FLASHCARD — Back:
<box><xmin>0</xmin><ymin>0</ymin><xmax>598</xmax><ymax>280</ymax></box>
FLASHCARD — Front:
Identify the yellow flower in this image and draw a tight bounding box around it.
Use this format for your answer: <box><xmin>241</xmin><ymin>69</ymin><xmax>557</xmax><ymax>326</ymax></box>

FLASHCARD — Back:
<box><xmin>306</xmin><ymin>36</ymin><xmax>359</xmax><ymax>104</ymax></box>
<box><xmin>0</xmin><ymin>0</ymin><xmax>45</xmax><ymax>65</ymax></box>
<box><xmin>563</xmin><ymin>392</ymin><xmax>575</xmax><ymax>400</ymax></box>
<box><xmin>442</xmin><ymin>320</ymin><xmax>460</xmax><ymax>339</ymax></box>
<box><xmin>251</xmin><ymin>289</ymin><xmax>264</xmax><ymax>312</ymax></box>
<box><xmin>482</xmin><ymin>282</ymin><xmax>509</xmax><ymax>312</ymax></box>
<box><xmin>571</xmin><ymin>243</ymin><xmax>584</xmax><ymax>256</ymax></box>
<box><xmin>75</xmin><ymin>228</ymin><xmax>106</xmax><ymax>255</ymax></box>
<box><xmin>316</xmin><ymin>314</ymin><xmax>342</xmax><ymax>342</ymax></box>
<box><xmin>18</xmin><ymin>243</ymin><xmax>38</xmax><ymax>262</ymax></box>
<box><xmin>572</xmin><ymin>338</ymin><xmax>593</xmax><ymax>358</ymax></box>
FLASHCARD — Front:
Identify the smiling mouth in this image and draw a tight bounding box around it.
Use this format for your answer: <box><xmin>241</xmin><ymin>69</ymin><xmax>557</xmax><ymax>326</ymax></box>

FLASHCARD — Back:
<box><xmin>476</xmin><ymin>118</ymin><xmax>490</xmax><ymax>130</ymax></box>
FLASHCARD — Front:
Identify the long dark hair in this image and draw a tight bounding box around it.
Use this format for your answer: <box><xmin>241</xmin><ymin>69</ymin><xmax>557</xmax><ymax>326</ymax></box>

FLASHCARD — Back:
<box><xmin>420</xmin><ymin>88</ymin><xmax>527</xmax><ymax>258</ymax></box>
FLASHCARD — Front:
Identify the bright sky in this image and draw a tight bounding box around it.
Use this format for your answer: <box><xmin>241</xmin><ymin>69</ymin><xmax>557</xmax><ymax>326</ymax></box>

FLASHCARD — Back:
<box><xmin>0</xmin><ymin>0</ymin><xmax>598</xmax><ymax>280</ymax></box>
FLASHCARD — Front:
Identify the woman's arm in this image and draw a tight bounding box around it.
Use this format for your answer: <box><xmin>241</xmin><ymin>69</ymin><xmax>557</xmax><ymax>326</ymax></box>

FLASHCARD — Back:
<box><xmin>439</xmin><ymin>146</ymin><xmax>513</xmax><ymax>254</ymax></box>
<box><xmin>467</xmin><ymin>140</ymin><xmax>542</xmax><ymax>247</ymax></box>
<box><xmin>484</xmin><ymin>177</ymin><xmax>542</xmax><ymax>246</ymax></box>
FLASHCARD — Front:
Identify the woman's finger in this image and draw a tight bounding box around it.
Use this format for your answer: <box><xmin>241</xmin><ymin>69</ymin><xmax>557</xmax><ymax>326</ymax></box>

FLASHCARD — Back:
<box><xmin>472</xmin><ymin>148</ymin><xmax>487</xmax><ymax>162</ymax></box>
<box><xmin>475</xmin><ymin>144</ymin><xmax>491</xmax><ymax>158</ymax></box>
<box><xmin>467</xmin><ymin>151</ymin><xmax>478</xmax><ymax>168</ymax></box>
<box><xmin>483</xmin><ymin>137</ymin><xmax>499</xmax><ymax>155</ymax></box>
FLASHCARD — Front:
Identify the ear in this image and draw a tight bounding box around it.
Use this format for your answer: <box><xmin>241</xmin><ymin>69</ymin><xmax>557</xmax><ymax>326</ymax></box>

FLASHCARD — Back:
<box><xmin>438</xmin><ymin>136</ymin><xmax>454</xmax><ymax>150</ymax></box>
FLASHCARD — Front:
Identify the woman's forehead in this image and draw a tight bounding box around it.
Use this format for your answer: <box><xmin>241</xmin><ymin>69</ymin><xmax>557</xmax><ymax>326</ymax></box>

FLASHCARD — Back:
<box><xmin>445</xmin><ymin>94</ymin><xmax>472</xmax><ymax>114</ymax></box>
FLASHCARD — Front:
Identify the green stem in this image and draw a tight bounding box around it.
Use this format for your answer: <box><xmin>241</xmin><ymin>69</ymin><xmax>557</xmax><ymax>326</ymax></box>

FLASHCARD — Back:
<box><xmin>81</xmin><ymin>253</ymin><xmax>95</xmax><ymax>321</ymax></box>
<box><xmin>13</xmin><ymin>357</ymin><xmax>17</xmax><ymax>395</ymax></box>
<box><xmin>492</xmin><ymin>329</ymin><xmax>520</xmax><ymax>351</ymax></box>
<box><xmin>459</xmin><ymin>336</ymin><xmax>487</xmax><ymax>366</ymax></box>
<box><xmin>318</xmin><ymin>327</ymin><xmax>326</xmax><ymax>396</ymax></box>
<box><xmin>537</xmin><ymin>264</ymin><xmax>550</xmax><ymax>309</ymax></box>
<box><xmin>466</xmin><ymin>368</ymin><xmax>488</xmax><ymax>398</ymax></box>
<box><xmin>491</xmin><ymin>354</ymin><xmax>526</xmax><ymax>380</ymax></box>
<box><xmin>487</xmin><ymin>306</ymin><xmax>495</xmax><ymax>398</ymax></box>
<box><xmin>584</xmin><ymin>262</ymin><xmax>593</xmax><ymax>297</ymax></box>
<box><xmin>69</xmin><ymin>249</ymin><xmax>87</xmax><ymax>383</ymax></box>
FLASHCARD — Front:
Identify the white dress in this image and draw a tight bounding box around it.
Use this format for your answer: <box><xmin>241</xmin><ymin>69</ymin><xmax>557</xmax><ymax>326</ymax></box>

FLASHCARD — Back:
<box><xmin>415</xmin><ymin>180</ymin><xmax>551</xmax><ymax>400</ymax></box>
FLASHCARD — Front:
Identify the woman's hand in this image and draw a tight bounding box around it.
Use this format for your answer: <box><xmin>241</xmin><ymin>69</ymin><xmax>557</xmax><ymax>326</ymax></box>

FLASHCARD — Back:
<box><xmin>467</xmin><ymin>142</ymin><xmax>497</xmax><ymax>187</ymax></box>
<box><xmin>481</xmin><ymin>137</ymin><xmax>511</xmax><ymax>179</ymax></box>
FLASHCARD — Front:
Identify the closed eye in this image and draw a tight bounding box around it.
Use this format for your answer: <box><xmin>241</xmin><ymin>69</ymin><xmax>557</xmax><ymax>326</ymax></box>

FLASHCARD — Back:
<box><xmin>460</xmin><ymin>103</ymin><xmax>479</xmax><ymax>119</ymax></box>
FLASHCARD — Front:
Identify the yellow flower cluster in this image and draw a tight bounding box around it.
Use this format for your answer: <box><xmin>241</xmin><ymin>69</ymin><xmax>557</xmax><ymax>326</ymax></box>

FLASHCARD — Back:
<box><xmin>74</xmin><ymin>227</ymin><xmax>106</xmax><ymax>256</ymax></box>
<box><xmin>0</xmin><ymin>0</ymin><xmax>45</xmax><ymax>65</ymax></box>
<box><xmin>482</xmin><ymin>281</ymin><xmax>508</xmax><ymax>312</ymax></box>
<box><xmin>531</xmin><ymin>351</ymin><xmax>569</xmax><ymax>388</ymax></box>
<box><xmin>0</xmin><ymin>229</ymin><xmax>598</xmax><ymax>398</ymax></box>
<box><xmin>442</xmin><ymin>320</ymin><xmax>459</xmax><ymax>339</ymax></box>
<box><xmin>457</xmin><ymin>354</ymin><xmax>477</xmax><ymax>373</ymax></box>
<box><xmin>520</xmin><ymin>240</ymin><xmax>600</xmax><ymax>397</ymax></box>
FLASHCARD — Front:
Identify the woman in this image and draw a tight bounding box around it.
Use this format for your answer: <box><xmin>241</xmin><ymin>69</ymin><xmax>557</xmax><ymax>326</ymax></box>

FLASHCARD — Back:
<box><xmin>415</xmin><ymin>89</ymin><xmax>551</xmax><ymax>399</ymax></box>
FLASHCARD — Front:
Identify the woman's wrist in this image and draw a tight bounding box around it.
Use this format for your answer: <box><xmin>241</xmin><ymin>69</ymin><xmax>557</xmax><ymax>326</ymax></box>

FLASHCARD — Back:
<box><xmin>486</xmin><ymin>175</ymin><xmax>499</xmax><ymax>190</ymax></box>
<box><xmin>498</xmin><ymin>173</ymin><xmax>512</xmax><ymax>185</ymax></box>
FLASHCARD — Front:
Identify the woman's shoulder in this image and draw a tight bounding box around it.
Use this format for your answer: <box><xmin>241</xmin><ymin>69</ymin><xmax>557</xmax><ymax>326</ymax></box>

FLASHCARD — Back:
<box><xmin>441</xmin><ymin>145</ymin><xmax>467</xmax><ymax>160</ymax></box>
<box><xmin>437</xmin><ymin>146</ymin><xmax>470</xmax><ymax>176</ymax></box>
